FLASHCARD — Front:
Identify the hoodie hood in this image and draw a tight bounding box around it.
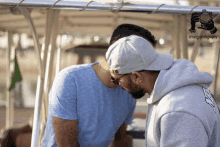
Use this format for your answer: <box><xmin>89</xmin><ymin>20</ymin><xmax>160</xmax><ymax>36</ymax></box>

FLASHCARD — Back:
<box><xmin>147</xmin><ymin>59</ymin><xmax>213</xmax><ymax>104</ymax></box>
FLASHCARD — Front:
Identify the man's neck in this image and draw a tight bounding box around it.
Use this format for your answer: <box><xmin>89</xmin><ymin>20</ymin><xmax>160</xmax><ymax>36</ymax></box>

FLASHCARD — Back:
<box><xmin>93</xmin><ymin>61</ymin><xmax>117</xmax><ymax>88</ymax></box>
<box><xmin>143</xmin><ymin>71</ymin><xmax>160</xmax><ymax>95</ymax></box>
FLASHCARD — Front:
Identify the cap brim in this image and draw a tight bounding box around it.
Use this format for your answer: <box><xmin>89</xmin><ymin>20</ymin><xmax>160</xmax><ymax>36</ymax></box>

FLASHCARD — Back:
<box><xmin>146</xmin><ymin>53</ymin><xmax>173</xmax><ymax>71</ymax></box>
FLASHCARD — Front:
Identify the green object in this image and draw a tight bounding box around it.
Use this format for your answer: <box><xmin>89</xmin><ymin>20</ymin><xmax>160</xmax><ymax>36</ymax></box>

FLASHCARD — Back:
<box><xmin>9</xmin><ymin>53</ymin><xmax>22</xmax><ymax>91</ymax></box>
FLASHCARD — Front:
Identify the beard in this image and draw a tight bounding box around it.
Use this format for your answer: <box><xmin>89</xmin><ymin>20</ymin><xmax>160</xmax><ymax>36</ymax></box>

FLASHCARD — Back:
<box><xmin>129</xmin><ymin>89</ymin><xmax>145</xmax><ymax>99</ymax></box>
<box><xmin>124</xmin><ymin>76</ymin><xmax>145</xmax><ymax>99</ymax></box>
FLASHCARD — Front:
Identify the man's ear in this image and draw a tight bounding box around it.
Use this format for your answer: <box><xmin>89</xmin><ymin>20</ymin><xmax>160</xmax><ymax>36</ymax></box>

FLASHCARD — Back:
<box><xmin>131</xmin><ymin>72</ymin><xmax>143</xmax><ymax>84</ymax></box>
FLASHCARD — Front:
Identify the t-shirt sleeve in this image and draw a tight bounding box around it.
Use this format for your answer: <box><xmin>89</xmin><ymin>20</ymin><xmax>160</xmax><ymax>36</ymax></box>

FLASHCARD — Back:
<box><xmin>124</xmin><ymin>98</ymin><xmax>136</xmax><ymax>125</ymax></box>
<box><xmin>49</xmin><ymin>71</ymin><xmax>77</xmax><ymax>120</ymax></box>
<box><xmin>160</xmin><ymin>112</ymin><xmax>208</xmax><ymax>147</ymax></box>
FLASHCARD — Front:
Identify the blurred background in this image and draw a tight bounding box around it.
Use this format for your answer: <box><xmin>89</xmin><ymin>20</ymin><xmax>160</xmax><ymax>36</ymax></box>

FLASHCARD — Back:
<box><xmin>0</xmin><ymin>0</ymin><xmax>220</xmax><ymax>146</ymax></box>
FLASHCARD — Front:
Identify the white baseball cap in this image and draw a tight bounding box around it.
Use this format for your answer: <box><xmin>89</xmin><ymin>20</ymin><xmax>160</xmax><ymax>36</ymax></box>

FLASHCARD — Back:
<box><xmin>106</xmin><ymin>35</ymin><xmax>173</xmax><ymax>74</ymax></box>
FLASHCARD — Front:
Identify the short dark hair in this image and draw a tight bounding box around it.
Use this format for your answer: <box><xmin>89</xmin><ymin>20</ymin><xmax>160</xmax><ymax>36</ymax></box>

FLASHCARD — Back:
<box><xmin>138</xmin><ymin>70</ymin><xmax>159</xmax><ymax>74</ymax></box>
<box><xmin>109</xmin><ymin>24</ymin><xmax>157</xmax><ymax>47</ymax></box>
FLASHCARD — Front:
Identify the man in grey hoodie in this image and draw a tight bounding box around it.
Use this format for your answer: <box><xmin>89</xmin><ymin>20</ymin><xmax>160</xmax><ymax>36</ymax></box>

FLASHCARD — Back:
<box><xmin>106</xmin><ymin>24</ymin><xmax>220</xmax><ymax>147</ymax></box>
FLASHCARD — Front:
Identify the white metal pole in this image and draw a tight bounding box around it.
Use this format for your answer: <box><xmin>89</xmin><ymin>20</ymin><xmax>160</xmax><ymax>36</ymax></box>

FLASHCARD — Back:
<box><xmin>180</xmin><ymin>15</ymin><xmax>188</xmax><ymax>59</ymax></box>
<box><xmin>9</xmin><ymin>44</ymin><xmax>15</xmax><ymax>129</ymax></box>
<box><xmin>173</xmin><ymin>15</ymin><xmax>181</xmax><ymax>59</ymax></box>
<box><xmin>37</xmin><ymin>9</ymin><xmax>56</xmax><ymax>147</ymax></box>
<box><xmin>0</xmin><ymin>1</ymin><xmax>220</xmax><ymax>15</ymax></box>
<box><xmin>6</xmin><ymin>31</ymin><xmax>13</xmax><ymax>129</ymax></box>
<box><xmin>18</xmin><ymin>8</ymin><xmax>44</xmax><ymax>76</ymax></box>
<box><xmin>211</xmin><ymin>41</ymin><xmax>220</xmax><ymax>96</ymax></box>
<box><xmin>38</xmin><ymin>9</ymin><xmax>61</xmax><ymax>147</ymax></box>
<box><xmin>17</xmin><ymin>7</ymin><xmax>44</xmax><ymax>147</ymax></box>
<box><xmin>56</xmin><ymin>19</ymin><xmax>64</xmax><ymax>75</ymax></box>
<box><xmin>47</xmin><ymin>10</ymin><xmax>60</xmax><ymax>90</ymax></box>
<box><xmin>214</xmin><ymin>47</ymin><xmax>220</xmax><ymax>98</ymax></box>
<box><xmin>40</xmin><ymin>8</ymin><xmax>54</xmax><ymax>130</ymax></box>
<box><xmin>56</xmin><ymin>34</ymin><xmax>62</xmax><ymax>75</ymax></box>
<box><xmin>190</xmin><ymin>30</ymin><xmax>205</xmax><ymax>63</ymax></box>
<box><xmin>56</xmin><ymin>43</ymin><xmax>61</xmax><ymax>74</ymax></box>
<box><xmin>42</xmin><ymin>9</ymin><xmax>54</xmax><ymax>68</ymax></box>
<box><xmin>32</xmin><ymin>75</ymin><xmax>44</xmax><ymax>147</ymax></box>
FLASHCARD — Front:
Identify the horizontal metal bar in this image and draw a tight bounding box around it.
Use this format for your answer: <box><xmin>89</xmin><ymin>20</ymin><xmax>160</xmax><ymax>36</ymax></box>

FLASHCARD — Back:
<box><xmin>0</xmin><ymin>0</ymin><xmax>220</xmax><ymax>14</ymax></box>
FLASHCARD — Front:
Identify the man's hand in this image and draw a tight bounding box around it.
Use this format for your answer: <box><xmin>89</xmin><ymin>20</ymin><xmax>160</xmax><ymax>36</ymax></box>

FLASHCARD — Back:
<box><xmin>53</xmin><ymin>116</ymin><xmax>78</xmax><ymax>147</ymax></box>
<box><xmin>110</xmin><ymin>135</ymin><xmax>133</xmax><ymax>147</ymax></box>
<box><xmin>109</xmin><ymin>124</ymin><xmax>133</xmax><ymax>147</ymax></box>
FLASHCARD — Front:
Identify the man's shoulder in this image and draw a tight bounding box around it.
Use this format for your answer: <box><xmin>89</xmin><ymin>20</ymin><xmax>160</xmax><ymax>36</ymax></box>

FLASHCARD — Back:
<box><xmin>156</xmin><ymin>85</ymin><xmax>218</xmax><ymax>120</ymax></box>
<box><xmin>157</xmin><ymin>85</ymin><xmax>202</xmax><ymax>111</ymax></box>
<box><xmin>51</xmin><ymin>63</ymin><xmax>96</xmax><ymax>88</ymax></box>
<box><xmin>61</xmin><ymin>63</ymin><xmax>94</xmax><ymax>73</ymax></box>
<box><xmin>56</xmin><ymin>63</ymin><xmax>96</xmax><ymax>79</ymax></box>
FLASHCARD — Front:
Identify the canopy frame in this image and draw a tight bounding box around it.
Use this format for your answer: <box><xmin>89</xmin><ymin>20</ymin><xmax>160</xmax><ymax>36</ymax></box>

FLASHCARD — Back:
<box><xmin>0</xmin><ymin>1</ymin><xmax>220</xmax><ymax>14</ymax></box>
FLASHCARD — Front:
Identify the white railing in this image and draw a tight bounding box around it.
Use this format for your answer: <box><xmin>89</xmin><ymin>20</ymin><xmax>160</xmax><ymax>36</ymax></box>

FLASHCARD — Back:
<box><xmin>0</xmin><ymin>0</ymin><xmax>219</xmax><ymax>14</ymax></box>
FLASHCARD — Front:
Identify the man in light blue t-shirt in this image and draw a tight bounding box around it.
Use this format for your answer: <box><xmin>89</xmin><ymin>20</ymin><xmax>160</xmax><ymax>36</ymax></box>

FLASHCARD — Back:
<box><xmin>41</xmin><ymin>62</ymin><xmax>135</xmax><ymax>147</ymax></box>
<box><xmin>41</xmin><ymin>24</ymin><xmax>157</xmax><ymax>147</ymax></box>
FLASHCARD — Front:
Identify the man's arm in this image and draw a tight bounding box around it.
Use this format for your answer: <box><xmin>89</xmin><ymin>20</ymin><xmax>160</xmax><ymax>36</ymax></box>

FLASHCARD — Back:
<box><xmin>53</xmin><ymin>116</ymin><xmax>78</xmax><ymax>147</ymax></box>
<box><xmin>109</xmin><ymin>124</ymin><xmax>133</xmax><ymax>147</ymax></box>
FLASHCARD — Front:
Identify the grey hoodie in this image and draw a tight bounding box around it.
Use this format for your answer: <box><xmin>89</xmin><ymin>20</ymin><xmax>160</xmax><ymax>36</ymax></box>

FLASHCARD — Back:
<box><xmin>145</xmin><ymin>59</ymin><xmax>220</xmax><ymax>147</ymax></box>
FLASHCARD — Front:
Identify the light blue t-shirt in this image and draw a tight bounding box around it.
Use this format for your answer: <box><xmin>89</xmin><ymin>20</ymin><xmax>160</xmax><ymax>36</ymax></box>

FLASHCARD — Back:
<box><xmin>41</xmin><ymin>62</ymin><xmax>136</xmax><ymax>147</ymax></box>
